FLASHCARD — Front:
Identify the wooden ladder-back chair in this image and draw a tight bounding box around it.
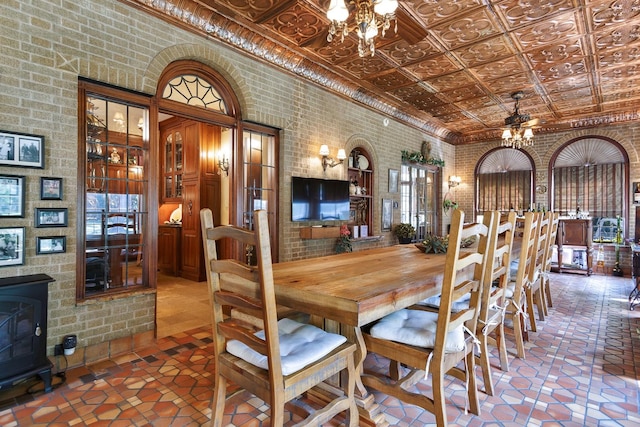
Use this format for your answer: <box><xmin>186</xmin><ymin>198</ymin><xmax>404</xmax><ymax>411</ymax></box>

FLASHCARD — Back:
<box><xmin>504</xmin><ymin>211</ymin><xmax>539</xmax><ymax>359</ymax></box>
<box><xmin>200</xmin><ymin>209</ymin><xmax>358</xmax><ymax>427</ymax></box>
<box><xmin>476</xmin><ymin>210</ymin><xmax>516</xmax><ymax>396</ymax></box>
<box><xmin>361</xmin><ymin>209</ymin><xmax>495</xmax><ymax>426</ymax></box>
<box><xmin>526</xmin><ymin>212</ymin><xmax>549</xmax><ymax>331</ymax></box>
<box><xmin>542</xmin><ymin>212</ymin><xmax>560</xmax><ymax>309</ymax></box>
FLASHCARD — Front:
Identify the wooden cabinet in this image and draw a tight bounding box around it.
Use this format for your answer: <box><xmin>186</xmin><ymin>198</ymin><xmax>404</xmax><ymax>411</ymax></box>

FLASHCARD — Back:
<box><xmin>161</xmin><ymin>123</ymin><xmax>184</xmax><ymax>201</ymax></box>
<box><xmin>554</xmin><ymin>218</ymin><xmax>593</xmax><ymax>275</ymax></box>
<box><xmin>158</xmin><ymin>225</ymin><xmax>181</xmax><ymax>276</ymax></box>
<box><xmin>160</xmin><ymin>118</ymin><xmax>221</xmax><ymax>282</ymax></box>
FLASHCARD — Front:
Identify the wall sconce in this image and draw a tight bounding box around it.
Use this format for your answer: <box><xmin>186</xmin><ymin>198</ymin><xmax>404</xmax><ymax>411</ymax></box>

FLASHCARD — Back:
<box><xmin>320</xmin><ymin>145</ymin><xmax>346</xmax><ymax>171</ymax></box>
<box><xmin>218</xmin><ymin>156</ymin><xmax>229</xmax><ymax>176</ymax></box>
<box><xmin>448</xmin><ymin>175</ymin><xmax>461</xmax><ymax>188</ymax></box>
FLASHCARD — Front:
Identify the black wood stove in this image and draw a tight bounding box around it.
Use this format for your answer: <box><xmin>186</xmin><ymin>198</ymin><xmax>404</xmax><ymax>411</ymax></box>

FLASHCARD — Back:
<box><xmin>0</xmin><ymin>274</ymin><xmax>55</xmax><ymax>393</ymax></box>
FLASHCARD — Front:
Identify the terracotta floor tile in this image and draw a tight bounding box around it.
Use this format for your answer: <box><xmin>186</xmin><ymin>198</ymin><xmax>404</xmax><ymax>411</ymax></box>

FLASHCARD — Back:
<box><xmin>1</xmin><ymin>273</ymin><xmax>639</xmax><ymax>425</ymax></box>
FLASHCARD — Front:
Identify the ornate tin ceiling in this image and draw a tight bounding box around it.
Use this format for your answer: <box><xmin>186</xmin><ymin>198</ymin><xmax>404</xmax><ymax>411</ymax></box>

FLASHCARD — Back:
<box><xmin>126</xmin><ymin>0</ymin><xmax>640</xmax><ymax>144</ymax></box>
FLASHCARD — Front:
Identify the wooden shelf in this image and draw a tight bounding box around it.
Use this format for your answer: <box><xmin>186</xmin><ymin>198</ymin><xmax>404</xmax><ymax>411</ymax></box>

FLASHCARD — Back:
<box><xmin>299</xmin><ymin>226</ymin><xmax>340</xmax><ymax>239</ymax></box>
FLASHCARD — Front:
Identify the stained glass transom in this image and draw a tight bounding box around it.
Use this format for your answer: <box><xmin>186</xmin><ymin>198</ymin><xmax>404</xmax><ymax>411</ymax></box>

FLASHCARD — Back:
<box><xmin>162</xmin><ymin>75</ymin><xmax>227</xmax><ymax>113</ymax></box>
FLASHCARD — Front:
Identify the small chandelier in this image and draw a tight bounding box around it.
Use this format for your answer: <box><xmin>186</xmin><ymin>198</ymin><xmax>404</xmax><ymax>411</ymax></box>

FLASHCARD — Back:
<box><xmin>501</xmin><ymin>91</ymin><xmax>534</xmax><ymax>149</ymax></box>
<box><xmin>326</xmin><ymin>0</ymin><xmax>398</xmax><ymax>57</ymax></box>
<box><xmin>501</xmin><ymin>127</ymin><xmax>534</xmax><ymax>149</ymax></box>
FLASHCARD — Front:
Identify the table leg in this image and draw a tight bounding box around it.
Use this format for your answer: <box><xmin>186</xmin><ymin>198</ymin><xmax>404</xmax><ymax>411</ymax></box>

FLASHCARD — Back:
<box><xmin>351</xmin><ymin>327</ymin><xmax>389</xmax><ymax>427</ymax></box>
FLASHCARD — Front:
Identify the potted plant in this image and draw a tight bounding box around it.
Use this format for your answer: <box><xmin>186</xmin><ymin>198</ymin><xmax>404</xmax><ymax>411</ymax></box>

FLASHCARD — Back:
<box><xmin>443</xmin><ymin>198</ymin><xmax>458</xmax><ymax>214</ymax></box>
<box><xmin>394</xmin><ymin>223</ymin><xmax>416</xmax><ymax>244</ymax></box>
<box><xmin>335</xmin><ymin>224</ymin><xmax>353</xmax><ymax>254</ymax></box>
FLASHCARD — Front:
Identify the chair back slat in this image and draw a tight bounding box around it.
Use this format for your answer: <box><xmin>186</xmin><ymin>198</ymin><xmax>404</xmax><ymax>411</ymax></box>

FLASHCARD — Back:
<box><xmin>438</xmin><ymin>209</ymin><xmax>495</xmax><ymax>346</ymax></box>
<box><xmin>200</xmin><ymin>208</ymin><xmax>283</xmax><ymax>380</ymax></box>
<box><xmin>542</xmin><ymin>212</ymin><xmax>560</xmax><ymax>273</ymax></box>
<box><xmin>513</xmin><ymin>212</ymin><xmax>539</xmax><ymax>299</ymax></box>
<box><xmin>479</xmin><ymin>211</ymin><xmax>514</xmax><ymax>321</ymax></box>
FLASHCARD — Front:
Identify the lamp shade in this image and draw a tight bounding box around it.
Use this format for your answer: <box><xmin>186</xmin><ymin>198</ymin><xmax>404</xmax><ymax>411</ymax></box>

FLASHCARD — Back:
<box><xmin>319</xmin><ymin>144</ymin><xmax>330</xmax><ymax>156</ymax></box>
<box><xmin>337</xmin><ymin>149</ymin><xmax>347</xmax><ymax>160</ymax></box>
<box><xmin>523</xmin><ymin>128</ymin><xmax>534</xmax><ymax>139</ymax></box>
<box><xmin>327</xmin><ymin>0</ymin><xmax>348</xmax><ymax>22</ymax></box>
<box><xmin>374</xmin><ymin>0</ymin><xmax>398</xmax><ymax>15</ymax></box>
<box><xmin>501</xmin><ymin>129</ymin><xmax>512</xmax><ymax>139</ymax></box>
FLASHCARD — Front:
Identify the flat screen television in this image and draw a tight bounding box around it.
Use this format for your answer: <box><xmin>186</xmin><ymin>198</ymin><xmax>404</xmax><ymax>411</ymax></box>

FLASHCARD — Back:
<box><xmin>292</xmin><ymin>176</ymin><xmax>350</xmax><ymax>222</ymax></box>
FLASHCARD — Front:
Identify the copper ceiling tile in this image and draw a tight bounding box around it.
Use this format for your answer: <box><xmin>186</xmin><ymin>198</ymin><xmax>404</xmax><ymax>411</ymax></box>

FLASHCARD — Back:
<box><xmin>426</xmin><ymin>70</ymin><xmax>477</xmax><ymax>92</ymax></box>
<box><xmin>496</xmin><ymin>0</ymin><xmax>575</xmax><ymax>29</ymax></box>
<box><xmin>366</xmin><ymin>70</ymin><xmax>415</xmax><ymax>91</ymax></box>
<box><xmin>534</xmin><ymin>58</ymin><xmax>587</xmax><ymax>82</ymax></box>
<box><xmin>525</xmin><ymin>38</ymin><xmax>586</xmax><ymax>64</ymax></box>
<box><xmin>471</xmin><ymin>56</ymin><xmax>528</xmax><ymax>81</ymax></box>
<box><xmin>404</xmin><ymin>0</ymin><xmax>485</xmax><ymax>27</ymax></box>
<box><xmin>590</xmin><ymin>0</ymin><xmax>640</xmax><ymax>31</ymax></box>
<box><xmin>513</xmin><ymin>11</ymin><xmax>580</xmax><ymax>50</ymax></box>
<box><xmin>430</xmin><ymin>7</ymin><xmax>502</xmax><ymax>50</ymax></box>
<box><xmin>453</xmin><ymin>35</ymin><xmax>515</xmax><ymax>68</ymax></box>
<box><xmin>378</xmin><ymin>38</ymin><xmax>441</xmax><ymax>66</ymax></box>
<box><xmin>388</xmin><ymin>84</ymin><xmax>435</xmax><ymax>102</ymax></box>
<box><xmin>404</xmin><ymin>54</ymin><xmax>461</xmax><ymax>80</ymax></box>
<box><xmin>441</xmin><ymin>84</ymin><xmax>486</xmax><ymax>102</ymax></box>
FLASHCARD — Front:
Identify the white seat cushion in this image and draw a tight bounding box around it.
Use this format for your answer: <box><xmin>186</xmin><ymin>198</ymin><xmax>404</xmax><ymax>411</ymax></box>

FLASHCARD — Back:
<box><xmin>509</xmin><ymin>259</ymin><xmax>519</xmax><ymax>280</ymax></box>
<box><xmin>504</xmin><ymin>282</ymin><xmax>516</xmax><ymax>299</ymax></box>
<box><xmin>369</xmin><ymin>309</ymin><xmax>465</xmax><ymax>352</ymax></box>
<box><xmin>226</xmin><ymin>318</ymin><xmax>347</xmax><ymax>376</ymax></box>
<box><xmin>417</xmin><ymin>293</ymin><xmax>470</xmax><ymax>313</ymax></box>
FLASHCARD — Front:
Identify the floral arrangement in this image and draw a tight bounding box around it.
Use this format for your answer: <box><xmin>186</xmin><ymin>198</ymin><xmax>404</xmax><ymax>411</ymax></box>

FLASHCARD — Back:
<box><xmin>417</xmin><ymin>234</ymin><xmax>476</xmax><ymax>254</ymax></box>
<box><xmin>335</xmin><ymin>224</ymin><xmax>353</xmax><ymax>253</ymax></box>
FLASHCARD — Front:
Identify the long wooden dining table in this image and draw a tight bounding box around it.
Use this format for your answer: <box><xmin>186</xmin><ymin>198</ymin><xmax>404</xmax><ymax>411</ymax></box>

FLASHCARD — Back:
<box><xmin>272</xmin><ymin>244</ymin><xmax>447</xmax><ymax>426</ymax></box>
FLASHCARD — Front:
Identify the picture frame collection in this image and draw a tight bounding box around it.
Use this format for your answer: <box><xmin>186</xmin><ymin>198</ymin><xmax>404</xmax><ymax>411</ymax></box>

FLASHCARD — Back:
<box><xmin>0</xmin><ymin>130</ymin><xmax>67</xmax><ymax>268</ymax></box>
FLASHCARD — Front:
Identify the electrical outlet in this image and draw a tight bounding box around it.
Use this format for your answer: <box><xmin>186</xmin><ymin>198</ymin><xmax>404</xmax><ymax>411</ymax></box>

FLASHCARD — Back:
<box><xmin>54</xmin><ymin>344</ymin><xmax>63</xmax><ymax>356</ymax></box>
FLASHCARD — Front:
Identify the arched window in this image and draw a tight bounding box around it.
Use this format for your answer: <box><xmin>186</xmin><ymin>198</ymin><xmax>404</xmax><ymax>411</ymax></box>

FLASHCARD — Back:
<box><xmin>476</xmin><ymin>148</ymin><xmax>535</xmax><ymax>214</ymax></box>
<box><xmin>550</xmin><ymin>137</ymin><xmax>629</xmax><ymax>241</ymax></box>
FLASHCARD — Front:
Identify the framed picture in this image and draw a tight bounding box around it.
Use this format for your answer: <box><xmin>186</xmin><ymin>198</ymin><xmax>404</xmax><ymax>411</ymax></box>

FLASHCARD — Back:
<box><xmin>35</xmin><ymin>208</ymin><xmax>68</xmax><ymax>228</ymax></box>
<box><xmin>388</xmin><ymin>169</ymin><xmax>399</xmax><ymax>193</ymax></box>
<box><xmin>0</xmin><ymin>227</ymin><xmax>25</xmax><ymax>267</ymax></box>
<box><xmin>349</xmin><ymin>209</ymin><xmax>356</xmax><ymax>223</ymax></box>
<box><xmin>0</xmin><ymin>174</ymin><xmax>25</xmax><ymax>217</ymax></box>
<box><xmin>36</xmin><ymin>236</ymin><xmax>66</xmax><ymax>254</ymax></box>
<box><xmin>0</xmin><ymin>130</ymin><xmax>45</xmax><ymax>168</ymax></box>
<box><xmin>41</xmin><ymin>177</ymin><xmax>63</xmax><ymax>200</ymax></box>
<box><xmin>382</xmin><ymin>198</ymin><xmax>393</xmax><ymax>231</ymax></box>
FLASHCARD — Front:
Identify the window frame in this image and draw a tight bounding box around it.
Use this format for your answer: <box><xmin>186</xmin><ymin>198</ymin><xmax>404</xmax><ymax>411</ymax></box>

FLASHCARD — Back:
<box><xmin>549</xmin><ymin>136</ymin><xmax>630</xmax><ymax>241</ymax></box>
<box><xmin>76</xmin><ymin>79</ymin><xmax>155</xmax><ymax>301</ymax></box>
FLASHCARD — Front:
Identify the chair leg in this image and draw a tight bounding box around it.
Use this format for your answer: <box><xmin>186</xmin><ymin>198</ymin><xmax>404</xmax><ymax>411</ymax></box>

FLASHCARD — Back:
<box><xmin>211</xmin><ymin>375</ymin><xmax>228</xmax><ymax>427</ymax></box>
<box><xmin>536</xmin><ymin>287</ymin><xmax>547</xmax><ymax>320</ymax></box>
<box><xmin>512</xmin><ymin>312</ymin><xmax>526</xmax><ymax>359</ymax></box>
<box><xmin>545</xmin><ymin>277</ymin><xmax>553</xmax><ymax>308</ymax></box>
<box><xmin>496</xmin><ymin>323</ymin><xmax>510</xmax><ymax>372</ymax></box>
<box><xmin>432</xmin><ymin>370</ymin><xmax>448</xmax><ymax>427</ymax></box>
<box><xmin>466</xmin><ymin>350</ymin><xmax>480</xmax><ymax>415</ymax></box>
<box><xmin>478</xmin><ymin>337</ymin><xmax>494</xmax><ymax>396</ymax></box>
<box><xmin>525</xmin><ymin>288</ymin><xmax>537</xmax><ymax>332</ymax></box>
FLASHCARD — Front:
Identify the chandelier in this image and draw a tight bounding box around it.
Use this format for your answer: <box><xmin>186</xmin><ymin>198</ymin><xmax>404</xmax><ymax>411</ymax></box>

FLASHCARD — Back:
<box><xmin>501</xmin><ymin>91</ymin><xmax>534</xmax><ymax>149</ymax></box>
<box><xmin>326</xmin><ymin>0</ymin><xmax>398</xmax><ymax>57</ymax></box>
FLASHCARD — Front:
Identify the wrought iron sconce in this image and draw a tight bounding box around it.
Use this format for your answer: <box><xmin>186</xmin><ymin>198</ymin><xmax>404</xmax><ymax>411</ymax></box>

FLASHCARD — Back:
<box><xmin>218</xmin><ymin>156</ymin><xmax>229</xmax><ymax>176</ymax></box>
<box><xmin>320</xmin><ymin>145</ymin><xmax>346</xmax><ymax>171</ymax></box>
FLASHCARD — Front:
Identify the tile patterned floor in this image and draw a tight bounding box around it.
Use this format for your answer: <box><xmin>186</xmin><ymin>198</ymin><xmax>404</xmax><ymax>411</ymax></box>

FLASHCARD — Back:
<box><xmin>0</xmin><ymin>273</ymin><xmax>639</xmax><ymax>426</ymax></box>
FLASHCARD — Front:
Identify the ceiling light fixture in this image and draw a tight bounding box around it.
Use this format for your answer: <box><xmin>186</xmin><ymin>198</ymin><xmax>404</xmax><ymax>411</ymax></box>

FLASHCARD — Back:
<box><xmin>326</xmin><ymin>0</ymin><xmax>398</xmax><ymax>57</ymax></box>
<box><xmin>501</xmin><ymin>91</ymin><xmax>534</xmax><ymax>149</ymax></box>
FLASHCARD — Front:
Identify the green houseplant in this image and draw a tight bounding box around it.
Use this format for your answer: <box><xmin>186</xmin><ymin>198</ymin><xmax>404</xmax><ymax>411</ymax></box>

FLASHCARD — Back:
<box><xmin>394</xmin><ymin>223</ymin><xmax>416</xmax><ymax>244</ymax></box>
